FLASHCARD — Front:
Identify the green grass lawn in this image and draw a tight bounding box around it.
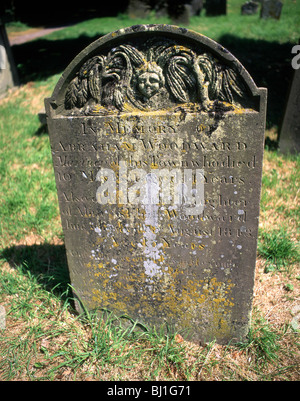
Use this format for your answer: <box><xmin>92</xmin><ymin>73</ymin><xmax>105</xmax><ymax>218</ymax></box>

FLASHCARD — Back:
<box><xmin>0</xmin><ymin>1</ymin><xmax>299</xmax><ymax>381</ymax></box>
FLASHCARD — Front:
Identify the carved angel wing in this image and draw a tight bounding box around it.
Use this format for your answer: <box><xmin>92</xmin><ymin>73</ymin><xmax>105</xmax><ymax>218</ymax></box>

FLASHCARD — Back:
<box><xmin>156</xmin><ymin>46</ymin><xmax>197</xmax><ymax>103</ymax></box>
<box><xmin>102</xmin><ymin>45</ymin><xmax>144</xmax><ymax>111</ymax></box>
<box><xmin>65</xmin><ymin>56</ymin><xmax>104</xmax><ymax>109</ymax></box>
<box><xmin>196</xmin><ymin>54</ymin><xmax>247</xmax><ymax>106</ymax></box>
<box><xmin>156</xmin><ymin>44</ymin><xmax>248</xmax><ymax>110</ymax></box>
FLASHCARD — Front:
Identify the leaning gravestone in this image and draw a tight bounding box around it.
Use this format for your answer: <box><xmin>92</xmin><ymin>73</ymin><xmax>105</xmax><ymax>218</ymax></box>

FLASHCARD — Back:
<box><xmin>45</xmin><ymin>25</ymin><xmax>267</xmax><ymax>344</ymax></box>
<box><xmin>279</xmin><ymin>68</ymin><xmax>300</xmax><ymax>154</ymax></box>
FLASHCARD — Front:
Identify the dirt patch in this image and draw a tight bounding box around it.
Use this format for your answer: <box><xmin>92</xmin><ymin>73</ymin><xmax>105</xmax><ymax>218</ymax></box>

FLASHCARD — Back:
<box><xmin>254</xmin><ymin>258</ymin><xmax>300</xmax><ymax>329</ymax></box>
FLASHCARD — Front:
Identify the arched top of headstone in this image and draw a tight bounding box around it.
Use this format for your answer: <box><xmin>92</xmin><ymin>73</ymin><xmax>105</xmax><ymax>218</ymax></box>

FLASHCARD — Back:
<box><xmin>46</xmin><ymin>24</ymin><xmax>265</xmax><ymax>117</ymax></box>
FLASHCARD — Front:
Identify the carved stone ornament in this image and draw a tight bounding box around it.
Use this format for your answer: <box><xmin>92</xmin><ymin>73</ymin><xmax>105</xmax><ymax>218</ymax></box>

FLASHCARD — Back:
<box><xmin>62</xmin><ymin>28</ymin><xmax>255</xmax><ymax>116</ymax></box>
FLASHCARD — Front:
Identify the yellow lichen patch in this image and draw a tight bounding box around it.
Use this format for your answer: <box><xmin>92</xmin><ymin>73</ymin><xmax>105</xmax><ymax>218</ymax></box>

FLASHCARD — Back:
<box><xmin>86</xmin><ymin>251</ymin><xmax>236</xmax><ymax>341</ymax></box>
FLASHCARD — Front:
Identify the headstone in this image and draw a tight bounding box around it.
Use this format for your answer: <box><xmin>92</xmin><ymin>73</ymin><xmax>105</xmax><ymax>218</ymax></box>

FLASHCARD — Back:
<box><xmin>168</xmin><ymin>1</ymin><xmax>191</xmax><ymax>25</ymax></box>
<box><xmin>45</xmin><ymin>25</ymin><xmax>267</xmax><ymax>344</ymax></box>
<box><xmin>279</xmin><ymin>68</ymin><xmax>300</xmax><ymax>154</ymax></box>
<box><xmin>205</xmin><ymin>0</ymin><xmax>227</xmax><ymax>16</ymax></box>
<box><xmin>0</xmin><ymin>20</ymin><xmax>18</xmax><ymax>97</ymax></box>
<box><xmin>241</xmin><ymin>1</ymin><xmax>259</xmax><ymax>15</ymax></box>
<box><xmin>155</xmin><ymin>0</ymin><xmax>203</xmax><ymax>18</ymax></box>
<box><xmin>155</xmin><ymin>0</ymin><xmax>169</xmax><ymax>17</ymax></box>
<box><xmin>190</xmin><ymin>0</ymin><xmax>204</xmax><ymax>16</ymax></box>
<box><xmin>260</xmin><ymin>0</ymin><xmax>283</xmax><ymax>19</ymax></box>
<box><xmin>127</xmin><ymin>0</ymin><xmax>151</xmax><ymax>19</ymax></box>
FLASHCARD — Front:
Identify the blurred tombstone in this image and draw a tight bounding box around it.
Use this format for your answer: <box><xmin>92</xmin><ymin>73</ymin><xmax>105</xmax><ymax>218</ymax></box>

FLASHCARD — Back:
<box><xmin>155</xmin><ymin>0</ymin><xmax>169</xmax><ymax>17</ymax></box>
<box><xmin>260</xmin><ymin>0</ymin><xmax>283</xmax><ymax>19</ymax></box>
<box><xmin>241</xmin><ymin>1</ymin><xmax>259</xmax><ymax>15</ymax></box>
<box><xmin>205</xmin><ymin>0</ymin><xmax>227</xmax><ymax>16</ymax></box>
<box><xmin>155</xmin><ymin>0</ymin><xmax>203</xmax><ymax>20</ymax></box>
<box><xmin>0</xmin><ymin>20</ymin><xmax>18</xmax><ymax>97</ymax></box>
<box><xmin>128</xmin><ymin>0</ymin><xmax>151</xmax><ymax>18</ymax></box>
<box><xmin>279</xmin><ymin>68</ymin><xmax>300</xmax><ymax>154</ymax></box>
<box><xmin>189</xmin><ymin>0</ymin><xmax>204</xmax><ymax>15</ymax></box>
<box><xmin>168</xmin><ymin>1</ymin><xmax>191</xmax><ymax>24</ymax></box>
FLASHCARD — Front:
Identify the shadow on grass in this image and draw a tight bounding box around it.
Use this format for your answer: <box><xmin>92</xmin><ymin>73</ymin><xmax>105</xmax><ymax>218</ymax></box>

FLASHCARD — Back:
<box><xmin>218</xmin><ymin>34</ymin><xmax>294</xmax><ymax>131</ymax></box>
<box><xmin>11</xmin><ymin>33</ymin><xmax>105</xmax><ymax>83</ymax></box>
<box><xmin>1</xmin><ymin>243</ymin><xmax>72</xmax><ymax>303</ymax></box>
<box><xmin>9</xmin><ymin>2</ymin><xmax>130</xmax><ymax>28</ymax></box>
<box><xmin>11</xmin><ymin>31</ymin><xmax>294</xmax><ymax>136</ymax></box>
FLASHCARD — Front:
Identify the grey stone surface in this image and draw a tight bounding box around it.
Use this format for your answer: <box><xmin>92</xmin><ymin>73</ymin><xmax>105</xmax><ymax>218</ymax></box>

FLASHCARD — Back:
<box><xmin>0</xmin><ymin>22</ymin><xmax>18</xmax><ymax>97</ymax></box>
<box><xmin>127</xmin><ymin>0</ymin><xmax>151</xmax><ymax>18</ymax></box>
<box><xmin>279</xmin><ymin>68</ymin><xmax>300</xmax><ymax>154</ymax></box>
<box><xmin>260</xmin><ymin>0</ymin><xmax>282</xmax><ymax>19</ymax></box>
<box><xmin>241</xmin><ymin>1</ymin><xmax>259</xmax><ymax>15</ymax></box>
<box><xmin>169</xmin><ymin>2</ymin><xmax>191</xmax><ymax>25</ymax></box>
<box><xmin>155</xmin><ymin>0</ymin><xmax>203</xmax><ymax>19</ymax></box>
<box><xmin>45</xmin><ymin>25</ymin><xmax>267</xmax><ymax>344</ymax></box>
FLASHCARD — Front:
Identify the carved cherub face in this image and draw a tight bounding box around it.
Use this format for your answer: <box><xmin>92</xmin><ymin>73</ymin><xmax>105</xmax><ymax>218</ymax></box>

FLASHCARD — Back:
<box><xmin>135</xmin><ymin>62</ymin><xmax>165</xmax><ymax>99</ymax></box>
<box><xmin>137</xmin><ymin>71</ymin><xmax>161</xmax><ymax>98</ymax></box>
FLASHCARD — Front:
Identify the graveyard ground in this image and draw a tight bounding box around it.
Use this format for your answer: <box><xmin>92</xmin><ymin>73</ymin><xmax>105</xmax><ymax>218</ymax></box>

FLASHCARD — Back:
<box><xmin>0</xmin><ymin>1</ymin><xmax>299</xmax><ymax>381</ymax></box>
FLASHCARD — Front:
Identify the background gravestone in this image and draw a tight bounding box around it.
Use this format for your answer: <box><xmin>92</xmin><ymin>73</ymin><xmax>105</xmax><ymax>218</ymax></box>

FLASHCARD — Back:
<box><xmin>279</xmin><ymin>68</ymin><xmax>300</xmax><ymax>154</ymax></box>
<box><xmin>168</xmin><ymin>0</ymin><xmax>192</xmax><ymax>24</ymax></box>
<box><xmin>154</xmin><ymin>1</ymin><xmax>204</xmax><ymax>23</ymax></box>
<box><xmin>0</xmin><ymin>20</ymin><xmax>19</xmax><ymax>97</ymax></box>
<box><xmin>154</xmin><ymin>0</ymin><xmax>169</xmax><ymax>17</ymax></box>
<box><xmin>45</xmin><ymin>25</ymin><xmax>267</xmax><ymax>344</ymax></box>
<box><xmin>241</xmin><ymin>1</ymin><xmax>259</xmax><ymax>15</ymax></box>
<box><xmin>127</xmin><ymin>0</ymin><xmax>151</xmax><ymax>19</ymax></box>
<box><xmin>260</xmin><ymin>0</ymin><xmax>283</xmax><ymax>19</ymax></box>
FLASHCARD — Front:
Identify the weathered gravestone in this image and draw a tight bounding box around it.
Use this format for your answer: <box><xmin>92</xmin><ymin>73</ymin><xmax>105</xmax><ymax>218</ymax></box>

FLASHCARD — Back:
<box><xmin>168</xmin><ymin>1</ymin><xmax>192</xmax><ymax>25</ymax></box>
<box><xmin>260</xmin><ymin>0</ymin><xmax>283</xmax><ymax>19</ymax></box>
<box><xmin>155</xmin><ymin>0</ymin><xmax>203</xmax><ymax>18</ymax></box>
<box><xmin>167</xmin><ymin>0</ymin><xmax>204</xmax><ymax>24</ymax></box>
<box><xmin>0</xmin><ymin>20</ymin><xmax>19</xmax><ymax>97</ymax></box>
<box><xmin>279</xmin><ymin>68</ymin><xmax>300</xmax><ymax>154</ymax></box>
<box><xmin>45</xmin><ymin>25</ymin><xmax>267</xmax><ymax>344</ymax></box>
<box><xmin>241</xmin><ymin>1</ymin><xmax>259</xmax><ymax>15</ymax></box>
<box><xmin>127</xmin><ymin>0</ymin><xmax>151</xmax><ymax>19</ymax></box>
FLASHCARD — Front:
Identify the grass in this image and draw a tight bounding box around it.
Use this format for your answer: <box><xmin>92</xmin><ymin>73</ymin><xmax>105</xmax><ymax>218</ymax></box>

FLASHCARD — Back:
<box><xmin>0</xmin><ymin>1</ymin><xmax>299</xmax><ymax>381</ymax></box>
<box><xmin>258</xmin><ymin>229</ymin><xmax>300</xmax><ymax>273</ymax></box>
